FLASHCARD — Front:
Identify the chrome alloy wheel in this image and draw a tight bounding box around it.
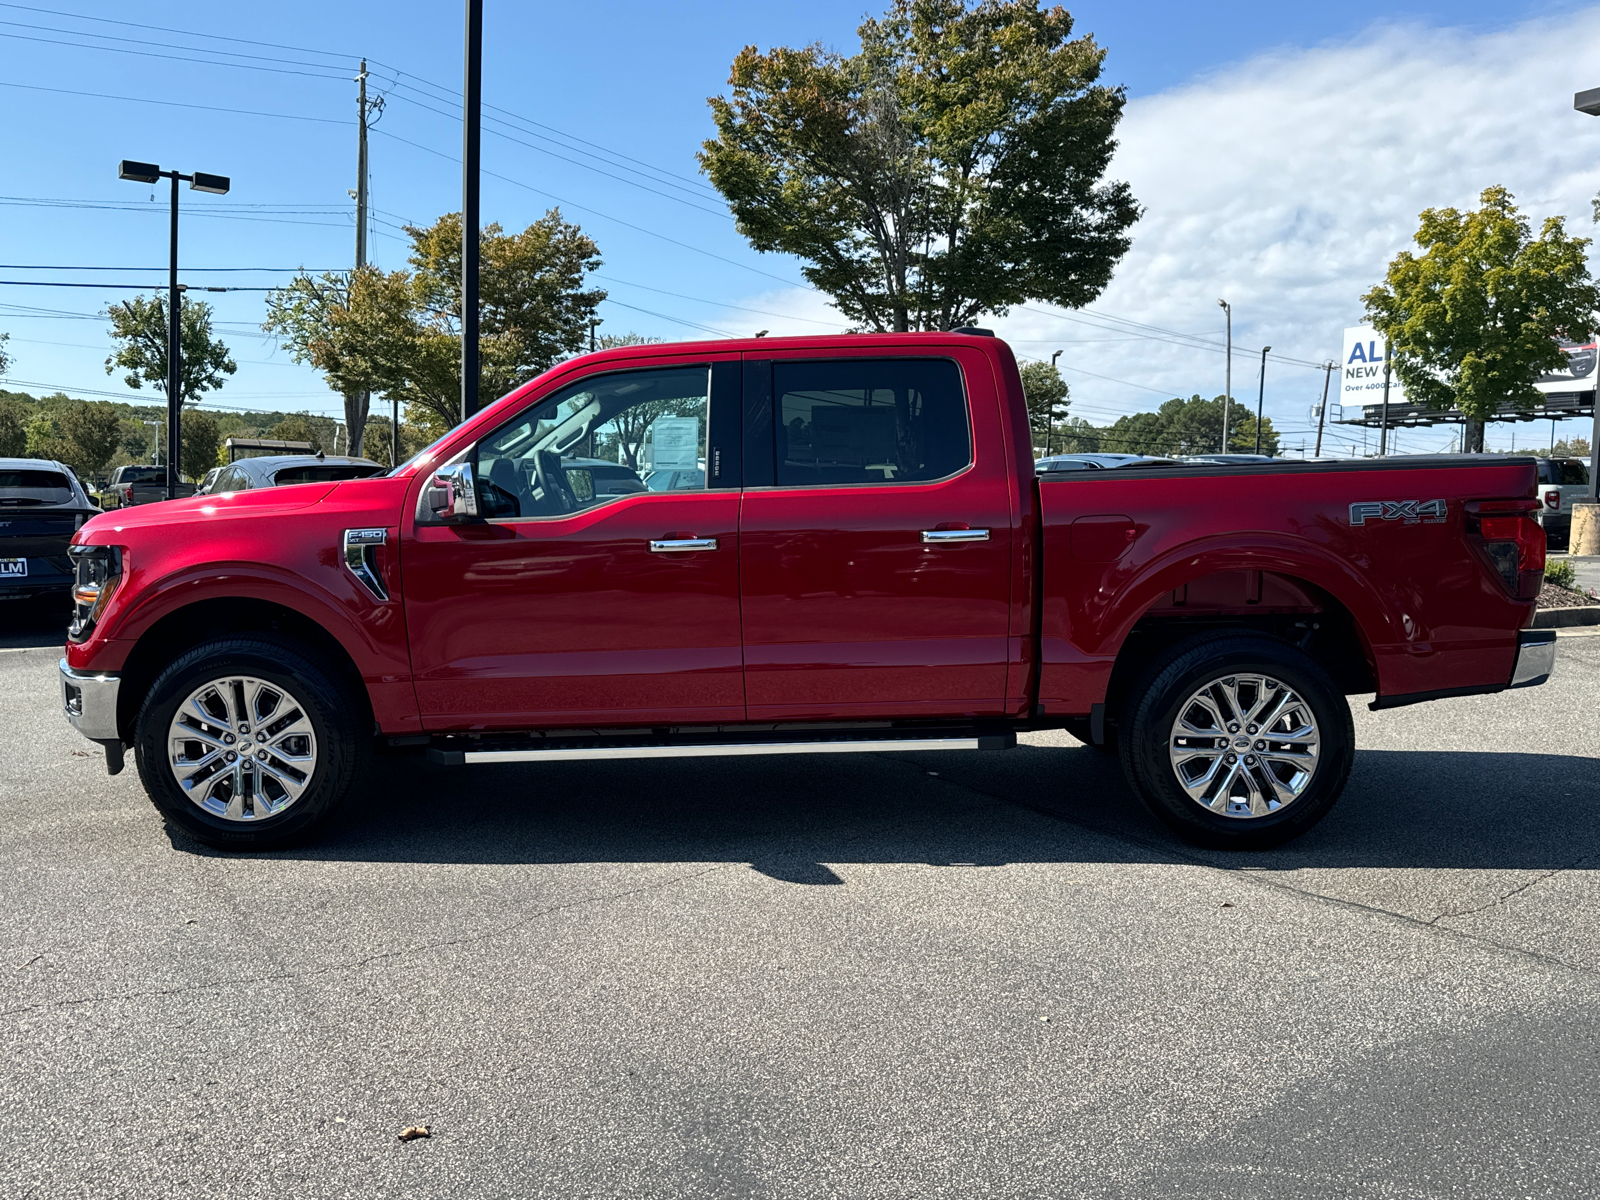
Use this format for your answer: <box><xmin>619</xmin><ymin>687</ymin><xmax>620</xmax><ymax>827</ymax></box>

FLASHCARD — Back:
<box><xmin>167</xmin><ymin>676</ymin><xmax>317</xmax><ymax>821</ymax></box>
<box><xmin>1167</xmin><ymin>673</ymin><xmax>1320</xmax><ymax>819</ymax></box>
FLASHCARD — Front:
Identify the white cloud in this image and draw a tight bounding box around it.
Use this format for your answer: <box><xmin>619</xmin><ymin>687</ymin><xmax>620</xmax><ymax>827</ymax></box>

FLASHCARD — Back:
<box><xmin>994</xmin><ymin>7</ymin><xmax>1600</xmax><ymax>452</ymax></box>
<box><xmin>741</xmin><ymin>8</ymin><xmax>1600</xmax><ymax>454</ymax></box>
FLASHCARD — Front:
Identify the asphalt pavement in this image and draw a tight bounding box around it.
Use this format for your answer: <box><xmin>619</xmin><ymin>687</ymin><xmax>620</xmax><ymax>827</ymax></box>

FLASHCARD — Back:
<box><xmin>3</xmin><ymin>600</ymin><xmax>1599</xmax><ymax>1198</ymax></box>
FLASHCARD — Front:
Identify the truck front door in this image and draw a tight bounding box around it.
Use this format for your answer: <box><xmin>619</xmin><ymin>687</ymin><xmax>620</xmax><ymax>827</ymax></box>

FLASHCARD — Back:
<box><xmin>402</xmin><ymin>357</ymin><xmax>744</xmax><ymax>730</ymax></box>
<box><xmin>738</xmin><ymin>350</ymin><xmax>1016</xmax><ymax>721</ymax></box>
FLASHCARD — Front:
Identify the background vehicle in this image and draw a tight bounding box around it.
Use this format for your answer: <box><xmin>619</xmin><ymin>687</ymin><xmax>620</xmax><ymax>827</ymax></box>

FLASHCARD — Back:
<box><xmin>62</xmin><ymin>333</ymin><xmax>1553</xmax><ymax>856</ymax></box>
<box><xmin>1035</xmin><ymin>453</ymin><xmax>1185</xmax><ymax>471</ymax></box>
<box><xmin>1533</xmin><ymin>456</ymin><xmax>1589</xmax><ymax>551</ymax></box>
<box><xmin>195</xmin><ymin>466</ymin><xmax>223</xmax><ymax>496</ymax></box>
<box><xmin>0</xmin><ymin>457</ymin><xmax>99</xmax><ymax>602</ymax></box>
<box><xmin>102</xmin><ymin>464</ymin><xmax>193</xmax><ymax>508</ymax></box>
<box><xmin>1178</xmin><ymin>453</ymin><xmax>1278</xmax><ymax>465</ymax></box>
<box><xmin>208</xmin><ymin>454</ymin><xmax>385</xmax><ymax>492</ymax></box>
<box><xmin>563</xmin><ymin>456</ymin><xmax>648</xmax><ymax>500</ymax></box>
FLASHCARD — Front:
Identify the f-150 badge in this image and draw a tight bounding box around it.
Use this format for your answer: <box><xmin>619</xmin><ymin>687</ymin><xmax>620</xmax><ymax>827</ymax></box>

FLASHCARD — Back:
<box><xmin>1348</xmin><ymin>499</ymin><xmax>1446</xmax><ymax>526</ymax></box>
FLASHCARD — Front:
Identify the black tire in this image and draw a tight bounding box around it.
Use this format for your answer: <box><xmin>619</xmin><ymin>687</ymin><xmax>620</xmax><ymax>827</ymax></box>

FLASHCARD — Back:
<box><xmin>133</xmin><ymin>635</ymin><xmax>367</xmax><ymax>851</ymax></box>
<box><xmin>1117</xmin><ymin>633</ymin><xmax>1354</xmax><ymax>850</ymax></box>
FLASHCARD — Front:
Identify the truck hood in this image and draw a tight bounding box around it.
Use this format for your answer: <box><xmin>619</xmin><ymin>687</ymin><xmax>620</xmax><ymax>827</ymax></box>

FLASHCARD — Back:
<box><xmin>77</xmin><ymin>484</ymin><xmax>338</xmax><ymax>538</ymax></box>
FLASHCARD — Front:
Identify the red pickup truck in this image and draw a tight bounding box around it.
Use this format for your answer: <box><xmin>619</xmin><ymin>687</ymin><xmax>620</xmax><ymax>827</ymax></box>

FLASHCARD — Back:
<box><xmin>59</xmin><ymin>332</ymin><xmax>1555</xmax><ymax>852</ymax></box>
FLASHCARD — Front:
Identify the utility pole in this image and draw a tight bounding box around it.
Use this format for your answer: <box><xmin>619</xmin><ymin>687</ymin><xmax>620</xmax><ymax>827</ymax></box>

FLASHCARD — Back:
<box><xmin>1378</xmin><ymin>341</ymin><xmax>1392</xmax><ymax>455</ymax></box>
<box><xmin>352</xmin><ymin>59</ymin><xmax>389</xmax><ymax>465</ymax></box>
<box><xmin>460</xmin><ymin>0</ymin><xmax>484</xmax><ymax>424</ymax></box>
<box><xmin>1314</xmin><ymin>362</ymin><xmax>1333</xmax><ymax>458</ymax></box>
<box><xmin>589</xmin><ymin>318</ymin><xmax>599</xmax><ymax>353</ymax></box>
<box><xmin>1254</xmin><ymin>345</ymin><xmax>1271</xmax><ymax>455</ymax></box>
<box><xmin>166</xmin><ymin>171</ymin><xmax>181</xmax><ymax>496</ymax></box>
<box><xmin>1218</xmin><ymin>299</ymin><xmax>1232</xmax><ymax>452</ymax></box>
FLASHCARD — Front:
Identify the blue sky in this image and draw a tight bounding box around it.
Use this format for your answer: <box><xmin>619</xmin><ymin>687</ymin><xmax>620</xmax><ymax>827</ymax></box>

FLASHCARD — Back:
<box><xmin>1</xmin><ymin>0</ymin><xmax>1596</xmax><ymax>449</ymax></box>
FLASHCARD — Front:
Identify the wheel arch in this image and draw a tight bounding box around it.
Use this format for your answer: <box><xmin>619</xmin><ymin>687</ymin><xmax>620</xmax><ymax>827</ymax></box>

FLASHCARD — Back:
<box><xmin>1101</xmin><ymin>565</ymin><xmax>1377</xmax><ymax>728</ymax></box>
<box><xmin>115</xmin><ymin>597</ymin><xmax>370</xmax><ymax>742</ymax></box>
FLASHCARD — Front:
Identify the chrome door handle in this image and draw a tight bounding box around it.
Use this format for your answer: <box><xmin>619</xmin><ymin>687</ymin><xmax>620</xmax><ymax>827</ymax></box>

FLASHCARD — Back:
<box><xmin>649</xmin><ymin>537</ymin><xmax>718</xmax><ymax>552</ymax></box>
<box><xmin>921</xmin><ymin>528</ymin><xmax>990</xmax><ymax>543</ymax></box>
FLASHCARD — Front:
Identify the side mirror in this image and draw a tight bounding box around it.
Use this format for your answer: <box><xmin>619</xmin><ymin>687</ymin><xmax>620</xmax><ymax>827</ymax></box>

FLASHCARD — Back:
<box><xmin>425</xmin><ymin>461</ymin><xmax>480</xmax><ymax>523</ymax></box>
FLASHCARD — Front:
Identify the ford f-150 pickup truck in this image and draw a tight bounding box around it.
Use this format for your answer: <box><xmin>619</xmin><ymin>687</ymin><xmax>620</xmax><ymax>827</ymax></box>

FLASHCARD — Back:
<box><xmin>101</xmin><ymin>464</ymin><xmax>196</xmax><ymax>509</ymax></box>
<box><xmin>58</xmin><ymin>332</ymin><xmax>1556</xmax><ymax>852</ymax></box>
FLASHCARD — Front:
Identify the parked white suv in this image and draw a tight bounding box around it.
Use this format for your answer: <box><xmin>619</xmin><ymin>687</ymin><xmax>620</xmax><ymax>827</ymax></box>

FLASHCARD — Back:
<box><xmin>1535</xmin><ymin>457</ymin><xmax>1590</xmax><ymax>551</ymax></box>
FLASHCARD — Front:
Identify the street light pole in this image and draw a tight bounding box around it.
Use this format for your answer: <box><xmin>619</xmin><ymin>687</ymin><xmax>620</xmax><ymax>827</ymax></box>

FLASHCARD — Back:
<box><xmin>118</xmin><ymin>161</ymin><xmax>229</xmax><ymax>501</ymax></box>
<box><xmin>460</xmin><ymin>0</ymin><xmax>484</xmax><ymax>423</ymax></box>
<box><xmin>1255</xmin><ymin>345</ymin><xmax>1271</xmax><ymax>455</ymax></box>
<box><xmin>166</xmin><ymin>170</ymin><xmax>181</xmax><ymax>498</ymax></box>
<box><xmin>1218</xmin><ymin>299</ymin><xmax>1232</xmax><ymax>453</ymax></box>
<box><xmin>1378</xmin><ymin>341</ymin><xmax>1393</xmax><ymax>456</ymax></box>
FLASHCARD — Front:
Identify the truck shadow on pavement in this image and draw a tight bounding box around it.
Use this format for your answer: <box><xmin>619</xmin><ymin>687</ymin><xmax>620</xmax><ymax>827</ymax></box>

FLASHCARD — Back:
<box><xmin>220</xmin><ymin>740</ymin><xmax>1600</xmax><ymax>879</ymax></box>
<box><xmin>0</xmin><ymin>599</ymin><xmax>69</xmax><ymax>650</ymax></box>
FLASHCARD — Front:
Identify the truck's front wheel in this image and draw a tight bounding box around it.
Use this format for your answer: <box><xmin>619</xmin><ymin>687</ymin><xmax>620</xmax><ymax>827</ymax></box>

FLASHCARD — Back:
<box><xmin>133</xmin><ymin>636</ymin><xmax>366</xmax><ymax>851</ymax></box>
<box><xmin>1118</xmin><ymin>634</ymin><xmax>1354</xmax><ymax>849</ymax></box>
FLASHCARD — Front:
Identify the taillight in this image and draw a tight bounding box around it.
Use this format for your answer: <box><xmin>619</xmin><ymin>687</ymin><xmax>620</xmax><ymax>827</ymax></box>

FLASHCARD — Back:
<box><xmin>1466</xmin><ymin>499</ymin><xmax>1544</xmax><ymax>600</ymax></box>
<box><xmin>67</xmin><ymin>544</ymin><xmax>124</xmax><ymax>642</ymax></box>
<box><xmin>1545</xmin><ymin>489</ymin><xmax>1561</xmax><ymax>510</ymax></box>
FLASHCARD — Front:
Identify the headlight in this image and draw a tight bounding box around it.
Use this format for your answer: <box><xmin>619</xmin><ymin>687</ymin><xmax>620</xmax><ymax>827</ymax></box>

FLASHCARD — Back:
<box><xmin>68</xmin><ymin>544</ymin><xmax>124</xmax><ymax>643</ymax></box>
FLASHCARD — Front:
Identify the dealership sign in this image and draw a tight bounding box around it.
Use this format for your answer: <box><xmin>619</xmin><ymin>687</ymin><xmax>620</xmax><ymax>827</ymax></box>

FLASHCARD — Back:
<box><xmin>1340</xmin><ymin>326</ymin><xmax>1403</xmax><ymax>409</ymax></box>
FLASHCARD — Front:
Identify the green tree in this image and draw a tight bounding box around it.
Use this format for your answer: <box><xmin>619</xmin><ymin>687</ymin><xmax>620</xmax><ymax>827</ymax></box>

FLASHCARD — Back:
<box><xmin>24</xmin><ymin>412</ymin><xmax>71</xmax><ymax>462</ymax></box>
<box><xmin>0</xmin><ymin>330</ymin><xmax>10</xmax><ymax>376</ymax></box>
<box><xmin>0</xmin><ymin>395</ymin><xmax>28</xmax><ymax>457</ymax></box>
<box><xmin>58</xmin><ymin>401</ymin><xmax>123</xmax><ymax>477</ymax></box>
<box><xmin>1089</xmin><ymin>395</ymin><xmax>1280</xmax><ymax>458</ymax></box>
<box><xmin>105</xmin><ymin>293</ymin><xmax>237</xmax><ymax>405</ymax></box>
<box><xmin>700</xmin><ymin>0</ymin><xmax>1139</xmax><ymax>332</ymax></box>
<box><xmin>1018</xmin><ymin>359</ymin><xmax>1071</xmax><ymax>450</ymax></box>
<box><xmin>1364</xmin><ymin>186</ymin><xmax>1600</xmax><ymax>452</ymax></box>
<box><xmin>181</xmin><ymin>411</ymin><xmax>221</xmax><ymax>480</ymax></box>
<box><xmin>400</xmin><ymin>210</ymin><xmax>606</xmax><ymax>432</ymax></box>
<box><xmin>262</xmin><ymin>265</ymin><xmax>418</xmax><ymax>458</ymax></box>
<box><xmin>269</xmin><ymin>414</ymin><xmax>323</xmax><ymax>453</ymax></box>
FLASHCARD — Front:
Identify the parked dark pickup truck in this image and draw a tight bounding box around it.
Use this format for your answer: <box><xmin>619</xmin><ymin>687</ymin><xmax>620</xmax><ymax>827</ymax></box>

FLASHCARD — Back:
<box><xmin>0</xmin><ymin>458</ymin><xmax>98</xmax><ymax>601</ymax></box>
<box><xmin>60</xmin><ymin>332</ymin><xmax>1555</xmax><ymax>853</ymax></box>
<box><xmin>101</xmin><ymin>464</ymin><xmax>195</xmax><ymax>508</ymax></box>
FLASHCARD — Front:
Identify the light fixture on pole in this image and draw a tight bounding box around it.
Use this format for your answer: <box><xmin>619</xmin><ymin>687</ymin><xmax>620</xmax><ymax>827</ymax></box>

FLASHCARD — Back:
<box><xmin>1217</xmin><ymin>299</ymin><xmax>1232</xmax><ymax>453</ymax></box>
<box><xmin>1255</xmin><ymin>346</ymin><xmax>1271</xmax><ymax>455</ymax></box>
<box><xmin>117</xmin><ymin>160</ymin><xmax>230</xmax><ymax>501</ymax></box>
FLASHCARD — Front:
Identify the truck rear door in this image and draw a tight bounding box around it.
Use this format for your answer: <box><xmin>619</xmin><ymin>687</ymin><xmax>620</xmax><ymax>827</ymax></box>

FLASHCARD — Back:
<box><xmin>737</xmin><ymin>348</ymin><xmax>1016</xmax><ymax>720</ymax></box>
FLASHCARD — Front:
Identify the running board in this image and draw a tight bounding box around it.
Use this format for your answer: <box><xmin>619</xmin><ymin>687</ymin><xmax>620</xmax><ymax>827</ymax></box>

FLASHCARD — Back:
<box><xmin>427</xmin><ymin>731</ymin><xmax>1015</xmax><ymax>766</ymax></box>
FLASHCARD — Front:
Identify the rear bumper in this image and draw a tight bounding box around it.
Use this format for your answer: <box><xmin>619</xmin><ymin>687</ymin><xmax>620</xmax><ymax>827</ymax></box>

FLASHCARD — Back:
<box><xmin>1510</xmin><ymin>628</ymin><xmax>1556</xmax><ymax>688</ymax></box>
<box><xmin>59</xmin><ymin>658</ymin><xmax>120</xmax><ymax>742</ymax></box>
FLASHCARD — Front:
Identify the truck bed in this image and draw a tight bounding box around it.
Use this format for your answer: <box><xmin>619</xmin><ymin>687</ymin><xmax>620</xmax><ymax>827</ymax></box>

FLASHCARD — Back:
<box><xmin>1034</xmin><ymin>455</ymin><xmax>1538</xmax><ymax>714</ymax></box>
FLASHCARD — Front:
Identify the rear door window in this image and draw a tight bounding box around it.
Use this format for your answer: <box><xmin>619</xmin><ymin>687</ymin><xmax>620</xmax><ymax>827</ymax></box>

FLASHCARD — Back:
<box><xmin>773</xmin><ymin>358</ymin><xmax>970</xmax><ymax>487</ymax></box>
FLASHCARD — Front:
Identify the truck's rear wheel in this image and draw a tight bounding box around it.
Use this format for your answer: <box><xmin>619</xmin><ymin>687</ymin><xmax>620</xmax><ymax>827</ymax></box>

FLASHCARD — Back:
<box><xmin>1118</xmin><ymin>634</ymin><xmax>1354</xmax><ymax>849</ymax></box>
<box><xmin>133</xmin><ymin>635</ymin><xmax>365</xmax><ymax>850</ymax></box>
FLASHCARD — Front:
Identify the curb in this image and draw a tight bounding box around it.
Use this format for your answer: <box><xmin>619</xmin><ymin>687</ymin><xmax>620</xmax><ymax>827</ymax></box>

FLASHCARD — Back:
<box><xmin>1533</xmin><ymin>606</ymin><xmax>1600</xmax><ymax>628</ymax></box>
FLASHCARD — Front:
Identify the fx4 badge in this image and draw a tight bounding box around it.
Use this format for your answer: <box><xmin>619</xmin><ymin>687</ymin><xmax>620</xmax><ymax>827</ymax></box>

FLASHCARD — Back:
<box><xmin>1349</xmin><ymin>499</ymin><xmax>1446</xmax><ymax>526</ymax></box>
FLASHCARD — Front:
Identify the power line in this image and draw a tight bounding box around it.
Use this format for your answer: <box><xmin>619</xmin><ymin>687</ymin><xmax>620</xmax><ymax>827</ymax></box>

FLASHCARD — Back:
<box><xmin>380</xmin><ymin>89</ymin><xmax>732</xmax><ymax>220</ymax></box>
<box><xmin>0</xmin><ymin>1</ymin><xmax>353</xmax><ymax>60</ymax></box>
<box><xmin>0</xmin><ymin>26</ymin><xmax>351</xmax><ymax>80</ymax></box>
<box><xmin>595</xmin><ymin>274</ymin><xmax>847</xmax><ymax>328</ymax></box>
<box><xmin>370</xmin><ymin>127</ymin><xmax>807</xmax><ymax>289</ymax></box>
<box><xmin>599</xmin><ymin>298</ymin><xmax>736</xmax><ymax>338</ymax></box>
<box><xmin>0</xmin><ymin>79</ymin><xmax>348</xmax><ymax>125</ymax></box>
<box><xmin>0</xmin><ymin>264</ymin><xmax>341</xmax><ymax>272</ymax></box>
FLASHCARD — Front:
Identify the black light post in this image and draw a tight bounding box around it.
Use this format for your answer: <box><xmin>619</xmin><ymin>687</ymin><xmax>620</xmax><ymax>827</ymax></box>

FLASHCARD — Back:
<box><xmin>1254</xmin><ymin>345</ymin><xmax>1271</xmax><ymax>455</ymax></box>
<box><xmin>118</xmin><ymin>160</ymin><xmax>230</xmax><ymax>500</ymax></box>
<box><xmin>461</xmin><ymin>0</ymin><xmax>484</xmax><ymax>423</ymax></box>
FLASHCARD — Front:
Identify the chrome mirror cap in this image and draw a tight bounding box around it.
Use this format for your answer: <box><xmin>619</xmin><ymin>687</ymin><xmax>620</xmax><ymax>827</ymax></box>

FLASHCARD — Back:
<box><xmin>425</xmin><ymin>461</ymin><xmax>479</xmax><ymax>523</ymax></box>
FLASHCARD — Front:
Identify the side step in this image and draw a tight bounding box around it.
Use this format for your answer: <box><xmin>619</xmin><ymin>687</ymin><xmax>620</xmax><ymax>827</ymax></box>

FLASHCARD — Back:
<box><xmin>427</xmin><ymin>730</ymin><xmax>1015</xmax><ymax>766</ymax></box>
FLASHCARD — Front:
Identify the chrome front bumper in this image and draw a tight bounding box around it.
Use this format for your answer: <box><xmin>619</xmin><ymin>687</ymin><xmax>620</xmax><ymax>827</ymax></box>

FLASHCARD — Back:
<box><xmin>1510</xmin><ymin>629</ymin><xmax>1557</xmax><ymax>688</ymax></box>
<box><xmin>59</xmin><ymin>658</ymin><xmax>121</xmax><ymax>742</ymax></box>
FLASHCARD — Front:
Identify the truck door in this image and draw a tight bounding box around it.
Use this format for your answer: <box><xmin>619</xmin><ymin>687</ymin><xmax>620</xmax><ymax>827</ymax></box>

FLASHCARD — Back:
<box><xmin>738</xmin><ymin>350</ymin><xmax>1015</xmax><ymax>721</ymax></box>
<box><xmin>402</xmin><ymin>357</ymin><xmax>745</xmax><ymax>730</ymax></box>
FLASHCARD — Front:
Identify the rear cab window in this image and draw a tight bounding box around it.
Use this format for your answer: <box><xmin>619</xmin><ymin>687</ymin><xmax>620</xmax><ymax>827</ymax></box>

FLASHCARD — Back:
<box><xmin>271</xmin><ymin>465</ymin><xmax>384</xmax><ymax>486</ymax></box>
<box><xmin>773</xmin><ymin>358</ymin><xmax>971</xmax><ymax>487</ymax></box>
